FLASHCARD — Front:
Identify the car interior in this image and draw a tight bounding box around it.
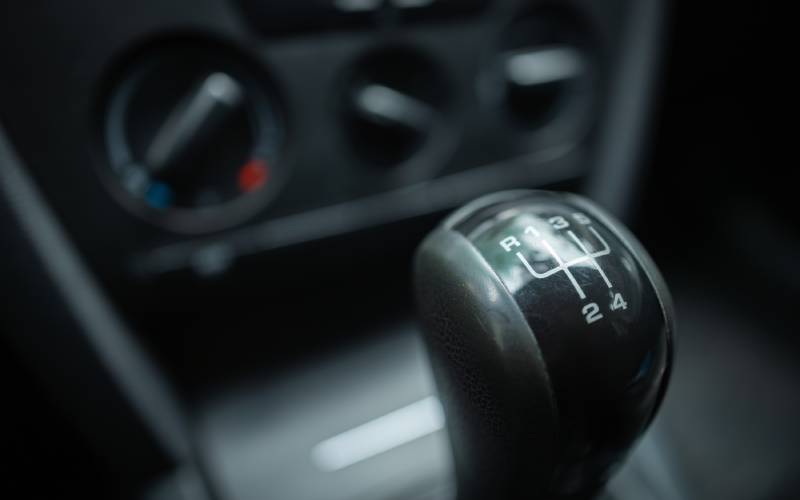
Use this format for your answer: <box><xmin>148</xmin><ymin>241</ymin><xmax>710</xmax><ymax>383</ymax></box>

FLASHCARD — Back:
<box><xmin>1</xmin><ymin>1</ymin><xmax>796</xmax><ymax>499</ymax></box>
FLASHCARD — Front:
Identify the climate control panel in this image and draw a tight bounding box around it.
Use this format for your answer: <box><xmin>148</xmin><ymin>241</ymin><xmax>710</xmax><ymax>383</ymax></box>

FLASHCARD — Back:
<box><xmin>103</xmin><ymin>43</ymin><xmax>285</xmax><ymax>232</ymax></box>
<box><xmin>0</xmin><ymin>0</ymin><xmax>642</xmax><ymax>281</ymax></box>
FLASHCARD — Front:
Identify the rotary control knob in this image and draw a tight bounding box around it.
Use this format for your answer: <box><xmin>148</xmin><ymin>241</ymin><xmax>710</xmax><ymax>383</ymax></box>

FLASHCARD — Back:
<box><xmin>102</xmin><ymin>44</ymin><xmax>285</xmax><ymax>233</ymax></box>
<box><xmin>482</xmin><ymin>9</ymin><xmax>596</xmax><ymax>136</ymax></box>
<box><xmin>343</xmin><ymin>47</ymin><xmax>449</xmax><ymax>169</ymax></box>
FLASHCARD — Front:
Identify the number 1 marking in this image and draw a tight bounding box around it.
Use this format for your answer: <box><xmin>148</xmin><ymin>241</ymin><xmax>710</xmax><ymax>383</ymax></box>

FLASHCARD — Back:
<box><xmin>524</xmin><ymin>225</ymin><xmax>541</xmax><ymax>237</ymax></box>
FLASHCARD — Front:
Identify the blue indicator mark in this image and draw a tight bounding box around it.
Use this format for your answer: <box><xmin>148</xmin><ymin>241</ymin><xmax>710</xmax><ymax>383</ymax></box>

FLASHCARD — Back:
<box><xmin>145</xmin><ymin>182</ymin><xmax>174</xmax><ymax>210</ymax></box>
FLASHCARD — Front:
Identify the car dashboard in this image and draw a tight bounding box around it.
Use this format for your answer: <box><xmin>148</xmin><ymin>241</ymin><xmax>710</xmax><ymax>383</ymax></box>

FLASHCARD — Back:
<box><xmin>2</xmin><ymin>1</ymin><xmax>797</xmax><ymax>500</ymax></box>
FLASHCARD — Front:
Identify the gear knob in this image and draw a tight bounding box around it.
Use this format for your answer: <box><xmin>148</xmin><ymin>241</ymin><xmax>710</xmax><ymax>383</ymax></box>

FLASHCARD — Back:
<box><xmin>414</xmin><ymin>190</ymin><xmax>674</xmax><ymax>500</ymax></box>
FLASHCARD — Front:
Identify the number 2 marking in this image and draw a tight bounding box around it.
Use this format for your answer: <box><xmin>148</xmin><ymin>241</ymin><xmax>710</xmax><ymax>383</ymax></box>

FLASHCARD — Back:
<box><xmin>582</xmin><ymin>303</ymin><xmax>603</xmax><ymax>324</ymax></box>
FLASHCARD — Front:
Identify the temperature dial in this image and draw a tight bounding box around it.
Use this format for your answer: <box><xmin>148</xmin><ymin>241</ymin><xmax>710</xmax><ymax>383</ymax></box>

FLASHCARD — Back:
<box><xmin>103</xmin><ymin>44</ymin><xmax>285</xmax><ymax>233</ymax></box>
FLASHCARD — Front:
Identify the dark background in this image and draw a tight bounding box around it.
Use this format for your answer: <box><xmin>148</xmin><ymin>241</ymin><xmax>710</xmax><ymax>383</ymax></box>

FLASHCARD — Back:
<box><xmin>2</xmin><ymin>1</ymin><xmax>797</xmax><ymax>499</ymax></box>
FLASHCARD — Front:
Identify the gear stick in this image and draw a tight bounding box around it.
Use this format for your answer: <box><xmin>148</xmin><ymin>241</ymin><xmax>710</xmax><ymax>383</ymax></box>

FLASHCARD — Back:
<box><xmin>414</xmin><ymin>190</ymin><xmax>674</xmax><ymax>500</ymax></box>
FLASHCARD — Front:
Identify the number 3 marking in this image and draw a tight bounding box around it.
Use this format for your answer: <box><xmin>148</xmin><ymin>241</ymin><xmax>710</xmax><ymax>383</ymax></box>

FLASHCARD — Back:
<box><xmin>548</xmin><ymin>216</ymin><xmax>570</xmax><ymax>230</ymax></box>
<box><xmin>582</xmin><ymin>303</ymin><xmax>603</xmax><ymax>324</ymax></box>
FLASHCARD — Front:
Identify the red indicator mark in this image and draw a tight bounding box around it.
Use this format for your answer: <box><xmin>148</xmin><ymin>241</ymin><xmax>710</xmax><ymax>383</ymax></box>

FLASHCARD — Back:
<box><xmin>238</xmin><ymin>158</ymin><xmax>269</xmax><ymax>193</ymax></box>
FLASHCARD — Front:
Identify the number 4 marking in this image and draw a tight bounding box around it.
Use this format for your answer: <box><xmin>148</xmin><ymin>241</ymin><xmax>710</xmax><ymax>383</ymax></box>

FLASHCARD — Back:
<box><xmin>611</xmin><ymin>293</ymin><xmax>628</xmax><ymax>311</ymax></box>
